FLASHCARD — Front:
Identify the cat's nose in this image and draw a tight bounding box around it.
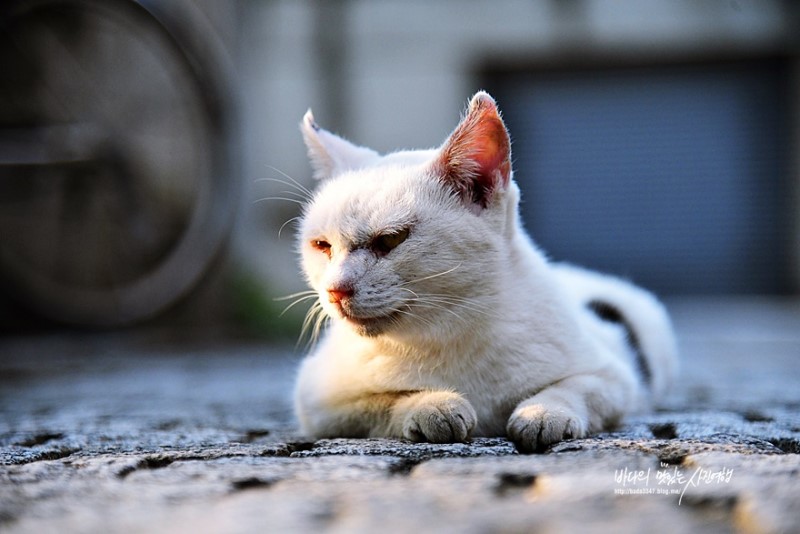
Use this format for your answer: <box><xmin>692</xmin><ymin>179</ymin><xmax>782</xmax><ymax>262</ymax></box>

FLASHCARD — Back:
<box><xmin>327</xmin><ymin>286</ymin><xmax>354</xmax><ymax>304</ymax></box>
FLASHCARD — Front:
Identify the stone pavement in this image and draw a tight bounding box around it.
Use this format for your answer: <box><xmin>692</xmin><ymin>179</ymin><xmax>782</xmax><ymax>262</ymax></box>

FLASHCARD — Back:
<box><xmin>1</xmin><ymin>297</ymin><xmax>799</xmax><ymax>533</ymax></box>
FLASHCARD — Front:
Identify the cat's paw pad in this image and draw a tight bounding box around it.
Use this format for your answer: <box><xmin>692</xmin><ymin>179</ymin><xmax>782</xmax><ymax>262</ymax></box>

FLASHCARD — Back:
<box><xmin>506</xmin><ymin>404</ymin><xmax>586</xmax><ymax>454</ymax></box>
<box><xmin>403</xmin><ymin>392</ymin><xmax>477</xmax><ymax>443</ymax></box>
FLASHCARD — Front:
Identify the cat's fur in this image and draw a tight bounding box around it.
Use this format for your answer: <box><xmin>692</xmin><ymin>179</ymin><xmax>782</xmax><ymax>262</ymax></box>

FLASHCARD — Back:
<box><xmin>293</xmin><ymin>91</ymin><xmax>677</xmax><ymax>452</ymax></box>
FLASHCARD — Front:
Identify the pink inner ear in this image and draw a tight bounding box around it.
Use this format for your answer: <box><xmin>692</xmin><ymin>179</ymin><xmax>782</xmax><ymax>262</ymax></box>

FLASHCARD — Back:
<box><xmin>472</xmin><ymin>114</ymin><xmax>511</xmax><ymax>189</ymax></box>
<box><xmin>438</xmin><ymin>95</ymin><xmax>511</xmax><ymax>207</ymax></box>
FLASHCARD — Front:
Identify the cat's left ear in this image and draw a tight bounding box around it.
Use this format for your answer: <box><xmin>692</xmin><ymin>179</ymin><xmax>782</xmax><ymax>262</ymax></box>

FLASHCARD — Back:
<box><xmin>301</xmin><ymin>110</ymin><xmax>380</xmax><ymax>180</ymax></box>
<box><xmin>434</xmin><ymin>91</ymin><xmax>511</xmax><ymax>209</ymax></box>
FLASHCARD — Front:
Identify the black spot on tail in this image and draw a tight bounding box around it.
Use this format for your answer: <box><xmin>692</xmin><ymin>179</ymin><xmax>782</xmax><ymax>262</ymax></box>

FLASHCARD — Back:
<box><xmin>587</xmin><ymin>300</ymin><xmax>653</xmax><ymax>388</ymax></box>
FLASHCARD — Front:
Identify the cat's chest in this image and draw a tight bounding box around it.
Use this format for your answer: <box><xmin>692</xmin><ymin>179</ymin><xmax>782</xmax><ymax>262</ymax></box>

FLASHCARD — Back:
<box><xmin>364</xmin><ymin>345</ymin><xmax>525</xmax><ymax>412</ymax></box>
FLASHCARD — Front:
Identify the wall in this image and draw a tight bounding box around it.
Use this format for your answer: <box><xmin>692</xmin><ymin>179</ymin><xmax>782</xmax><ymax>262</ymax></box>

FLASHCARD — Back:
<box><xmin>234</xmin><ymin>0</ymin><xmax>798</xmax><ymax>296</ymax></box>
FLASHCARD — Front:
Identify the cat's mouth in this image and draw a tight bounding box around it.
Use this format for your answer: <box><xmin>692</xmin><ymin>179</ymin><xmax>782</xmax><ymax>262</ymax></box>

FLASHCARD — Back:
<box><xmin>338</xmin><ymin>309</ymin><xmax>400</xmax><ymax>336</ymax></box>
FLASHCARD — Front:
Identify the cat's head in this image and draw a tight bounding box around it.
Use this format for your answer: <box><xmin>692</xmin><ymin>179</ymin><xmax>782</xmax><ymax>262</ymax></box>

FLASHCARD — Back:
<box><xmin>298</xmin><ymin>92</ymin><xmax>517</xmax><ymax>339</ymax></box>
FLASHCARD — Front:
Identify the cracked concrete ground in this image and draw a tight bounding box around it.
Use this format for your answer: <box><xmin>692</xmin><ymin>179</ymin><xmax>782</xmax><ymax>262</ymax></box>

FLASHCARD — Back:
<box><xmin>1</xmin><ymin>298</ymin><xmax>799</xmax><ymax>533</ymax></box>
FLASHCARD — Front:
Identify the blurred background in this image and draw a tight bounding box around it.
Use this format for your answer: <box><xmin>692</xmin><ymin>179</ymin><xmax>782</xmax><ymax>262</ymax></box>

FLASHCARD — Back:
<box><xmin>1</xmin><ymin>0</ymin><xmax>798</xmax><ymax>340</ymax></box>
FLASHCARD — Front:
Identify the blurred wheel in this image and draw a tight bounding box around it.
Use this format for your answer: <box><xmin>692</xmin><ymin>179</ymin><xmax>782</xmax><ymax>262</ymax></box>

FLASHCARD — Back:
<box><xmin>0</xmin><ymin>0</ymin><xmax>238</xmax><ymax>326</ymax></box>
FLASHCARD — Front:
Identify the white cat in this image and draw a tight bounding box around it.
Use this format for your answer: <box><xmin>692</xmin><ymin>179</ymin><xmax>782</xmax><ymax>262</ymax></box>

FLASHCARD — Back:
<box><xmin>292</xmin><ymin>91</ymin><xmax>677</xmax><ymax>453</ymax></box>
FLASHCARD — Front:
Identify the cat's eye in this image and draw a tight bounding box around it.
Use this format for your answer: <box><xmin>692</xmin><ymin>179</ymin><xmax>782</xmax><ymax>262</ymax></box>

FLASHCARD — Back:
<box><xmin>370</xmin><ymin>228</ymin><xmax>409</xmax><ymax>256</ymax></box>
<box><xmin>311</xmin><ymin>239</ymin><xmax>332</xmax><ymax>258</ymax></box>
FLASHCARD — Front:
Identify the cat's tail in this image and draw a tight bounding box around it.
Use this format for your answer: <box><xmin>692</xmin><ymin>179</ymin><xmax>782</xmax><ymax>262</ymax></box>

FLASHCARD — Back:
<box><xmin>552</xmin><ymin>263</ymin><xmax>679</xmax><ymax>403</ymax></box>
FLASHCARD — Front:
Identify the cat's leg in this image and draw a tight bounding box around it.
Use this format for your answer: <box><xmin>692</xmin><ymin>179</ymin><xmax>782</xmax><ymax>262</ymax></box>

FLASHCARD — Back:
<box><xmin>297</xmin><ymin>389</ymin><xmax>477</xmax><ymax>443</ymax></box>
<box><xmin>506</xmin><ymin>369</ymin><xmax>632</xmax><ymax>453</ymax></box>
<box><xmin>390</xmin><ymin>390</ymin><xmax>477</xmax><ymax>443</ymax></box>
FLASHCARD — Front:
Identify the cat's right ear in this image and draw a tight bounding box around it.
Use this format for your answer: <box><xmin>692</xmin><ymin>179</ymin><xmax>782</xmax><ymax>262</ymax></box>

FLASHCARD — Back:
<box><xmin>301</xmin><ymin>110</ymin><xmax>380</xmax><ymax>180</ymax></box>
<box><xmin>434</xmin><ymin>92</ymin><xmax>512</xmax><ymax>210</ymax></box>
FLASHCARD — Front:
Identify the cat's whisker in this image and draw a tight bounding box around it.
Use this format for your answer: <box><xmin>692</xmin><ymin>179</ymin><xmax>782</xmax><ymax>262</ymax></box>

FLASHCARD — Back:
<box><xmin>274</xmin><ymin>289</ymin><xmax>318</xmax><ymax>301</ymax></box>
<box><xmin>253</xmin><ymin>178</ymin><xmax>313</xmax><ymax>203</ymax></box>
<box><xmin>256</xmin><ymin>182</ymin><xmax>312</xmax><ymax>202</ymax></box>
<box><xmin>398</xmin><ymin>287</ymin><xmax>421</xmax><ymax>299</ymax></box>
<box><xmin>301</xmin><ymin>302</ymin><xmax>322</xmax><ymax>335</ymax></box>
<box><xmin>262</xmin><ymin>166</ymin><xmax>314</xmax><ymax>199</ymax></box>
<box><xmin>411</xmin><ymin>296</ymin><xmax>495</xmax><ymax>318</ymax></box>
<box><xmin>400</xmin><ymin>263</ymin><xmax>463</xmax><ymax>286</ymax></box>
<box><xmin>253</xmin><ymin>196</ymin><xmax>306</xmax><ymax>206</ymax></box>
<box><xmin>278</xmin><ymin>216</ymin><xmax>303</xmax><ymax>239</ymax></box>
<box><xmin>255</xmin><ymin>175</ymin><xmax>312</xmax><ymax>195</ymax></box>
<box><xmin>390</xmin><ymin>306</ymin><xmax>437</xmax><ymax>330</ymax></box>
<box><xmin>311</xmin><ymin>307</ymin><xmax>329</xmax><ymax>347</ymax></box>
<box><xmin>400</xmin><ymin>288</ymin><xmax>496</xmax><ymax>319</ymax></box>
<box><xmin>279</xmin><ymin>190</ymin><xmax>310</xmax><ymax>202</ymax></box>
<box><xmin>253</xmin><ymin>174</ymin><xmax>312</xmax><ymax>237</ymax></box>
<box><xmin>298</xmin><ymin>302</ymin><xmax>327</xmax><ymax>350</ymax></box>
<box><xmin>278</xmin><ymin>294</ymin><xmax>320</xmax><ymax>317</ymax></box>
<box><xmin>422</xmin><ymin>291</ymin><xmax>495</xmax><ymax>312</ymax></box>
<box><xmin>299</xmin><ymin>302</ymin><xmax>317</xmax><ymax>333</ymax></box>
<box><xmin>416</xmin><ymin>302</ymin><xmax>469</xmax><ymax>322</ymax></box>
<box><xmin>409</xmin><ymin>293</ymin><xmax>499</xmax><ymax>323</ymax></box>
<box><xmin>406</xmin><ymin>299</ymin><xmax>471</xmax><ymax>325</ymax></box>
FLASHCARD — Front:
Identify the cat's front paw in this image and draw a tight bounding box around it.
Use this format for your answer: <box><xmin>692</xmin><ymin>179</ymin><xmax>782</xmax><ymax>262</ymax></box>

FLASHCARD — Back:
<box><xmin>506</xmin><ymin>404</ymin><xmax>586</xmax><ymax>454</ymax></box>
<box><xmin>402</xmin><ymin>391</ymin><xmax>477</xmax><ymax>443</ymax></box>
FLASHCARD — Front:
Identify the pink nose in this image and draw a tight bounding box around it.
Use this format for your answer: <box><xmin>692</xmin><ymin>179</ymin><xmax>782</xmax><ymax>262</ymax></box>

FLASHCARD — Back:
<box><xmin>327</xmin><ymin>286</ymin><xmax>354</xmax><ymax>304</ymax></box>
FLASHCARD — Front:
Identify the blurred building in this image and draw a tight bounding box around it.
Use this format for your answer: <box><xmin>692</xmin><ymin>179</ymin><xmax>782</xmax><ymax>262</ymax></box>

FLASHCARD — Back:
<box><xmin>1</xmin><ymin>0</ymin><xmax>798</xmax><ymax>332</ymax></box>
<box><xmin>237</xmin><ymin>0</ymin><xmax>800</xmax><ymax>298</ymax></box>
